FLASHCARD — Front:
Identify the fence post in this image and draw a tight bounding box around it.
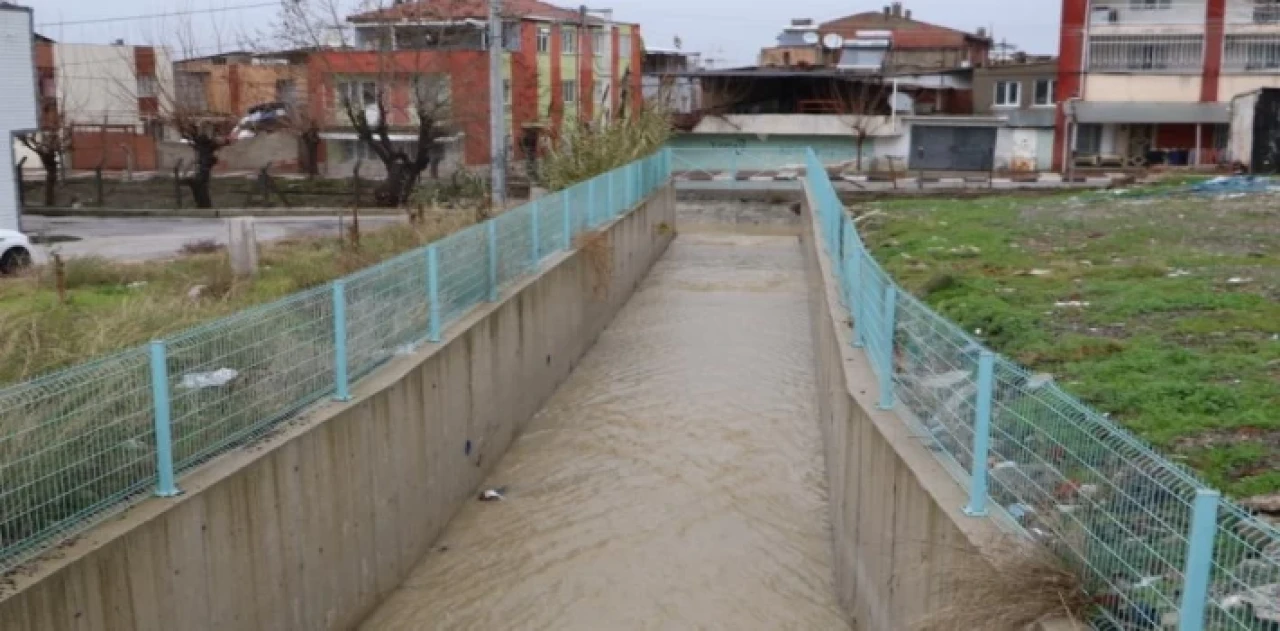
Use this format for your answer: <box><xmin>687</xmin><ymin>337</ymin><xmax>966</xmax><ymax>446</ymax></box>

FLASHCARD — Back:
<box><xmin>878</xmin><ymin>285</ymin><xmax>897</xmax><ymax>410</ymax></box>
<box><xmin>486</xmin><ymin>221</ymin><xmax>499</xmax><ymax>301</ymax></box>
<box><xmin>530</xmin><ymin>200</ymin><xmax>541</xmax><ymax>265</ymax></box>
<box><xmin>963</xmin><ymin>351</ymin><xmax>996</xmax><ymax>517</ymax></box>
<box><xmin>332</xmin><ymin>281</ymin><xmax>351</xmax><ymax>402</ymax></box>
<box><xmin>587</xmin><ymin>177</ymin><xmax>597</xmax><ymax>227</ymax></box>
<box><xmin>426</xmin><ymin>245</ymin><xmax>441</xmax><ymax>343</ymax></box>
<box><xmin>149</xmin><ymin>340</ymin><xmax>180</xmax><ymax>497</ymax></box>
<box><xmin>607</xmin><ymin>170</ymin><xmax>616</xmax><ymax>216</ymax></box>
<box><xmin>1178</xmin><ymin>489</ymin><xmax>1221</xmax><ymax>631</ymax></box>
<box><xmin>847</xmin><ymin>245</ymin><xmax>863</xmax><ymax>348</ymax></box>
<box><xmin>563</xmin><ymin>189</ymin><xmax>573</xmax><ymax>248</ymax></box>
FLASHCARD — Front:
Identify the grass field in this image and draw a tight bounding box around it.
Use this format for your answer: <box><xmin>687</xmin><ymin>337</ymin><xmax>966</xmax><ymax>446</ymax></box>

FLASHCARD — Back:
<box><xmin>858</xmin><ymin>187</ymin><xmax>1280</xmax><ymax>498</ymax></box>
<box><xmin>0</xmin><ymin>210</ymin><xmax>474</xmax><ymax>385</ymax></box>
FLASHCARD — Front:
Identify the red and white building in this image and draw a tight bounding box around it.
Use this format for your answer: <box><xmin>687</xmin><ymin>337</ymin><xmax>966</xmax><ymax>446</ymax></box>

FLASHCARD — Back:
<box><xmin>1055</xmin><ymin>0</ymin><xmax>1280</xmax><ymax>170</ymax></box>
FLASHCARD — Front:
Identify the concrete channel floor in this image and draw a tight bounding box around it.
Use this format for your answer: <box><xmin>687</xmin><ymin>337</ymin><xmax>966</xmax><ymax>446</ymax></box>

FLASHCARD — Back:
<box><xmin>360</xmin><ymin>229</ymin><xmax>850</xmax><ymax>630</ymax></box>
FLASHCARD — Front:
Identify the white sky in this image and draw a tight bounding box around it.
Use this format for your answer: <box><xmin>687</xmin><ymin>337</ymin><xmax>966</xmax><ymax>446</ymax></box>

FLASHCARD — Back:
<box><xmin>31</xmin><ymin>0</ymin><xmax>1063</xmax><ymax>65</ymax></box>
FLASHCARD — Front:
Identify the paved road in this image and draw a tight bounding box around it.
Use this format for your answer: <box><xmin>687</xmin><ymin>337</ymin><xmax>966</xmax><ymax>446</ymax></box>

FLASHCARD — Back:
<box><xmin>21</xmin><ymin>215</ymin><xmax>402</xmax><ymax>262</ymax></box>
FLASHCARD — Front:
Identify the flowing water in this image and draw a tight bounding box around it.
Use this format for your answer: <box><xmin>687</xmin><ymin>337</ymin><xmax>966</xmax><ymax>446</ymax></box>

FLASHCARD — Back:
<box><xmin>361</xmin><ymin>230</ymin><xmax>850</xmax><ymax>630</ymax></box>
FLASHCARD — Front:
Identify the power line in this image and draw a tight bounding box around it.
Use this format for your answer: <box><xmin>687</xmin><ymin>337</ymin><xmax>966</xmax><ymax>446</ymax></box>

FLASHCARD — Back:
<box><xmin>36</xmin><ymin>2</ymin><xmax>277</xmax><ymax>28</ymax></box>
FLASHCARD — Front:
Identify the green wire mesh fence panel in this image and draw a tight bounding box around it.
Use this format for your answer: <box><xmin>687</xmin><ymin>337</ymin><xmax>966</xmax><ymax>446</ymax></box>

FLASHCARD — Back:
<box><xmin>0</xmin><ymin>348</ymin><xmax>154</xmax><ymax>573</ymax></box>
<box><xmin>1207</xmin><ymin>504</ymin><xmax>1280</xmax><ymax>629</ymax></box>
<box><xmin>892</xmin><ymin>291</ymin><xmax>982</xmax><ymax>482</ymax></box>
<box><xmin>799</xmin><ymin>147</ymin><xmax>1280</xmax><ymax>631</ymax></box>
<box><xmin>437</xmin><ymin>224</ymin><xmax>491</xmax><ymax>323</ymax></box>
<box><xmin>568</xmin><ymin>182</ymin><xmax>589</xmax><ymax>237</ymax></box>
<box><xmin>537</xmin><ymin>191</ymin><xmax>566</xmax><ymax>257</ymax></box>
<box><xmin>0</xmin><ymin>151</ymin><xmax>671</xmax><ymax>576</ymax></box>
<box><xmin>345</xmin><ymin>249</ymin><xmax>432</xmax><ymax>380</ymax></box>
<box><xmin>495</xmin><ymin>205</ymin><xmax>536</xmax><ymax>289</ymax></box>
<box><xmin>167</xmin><ymin>286</ymin><xmax>335</xmax><ymax>472</ymax></box>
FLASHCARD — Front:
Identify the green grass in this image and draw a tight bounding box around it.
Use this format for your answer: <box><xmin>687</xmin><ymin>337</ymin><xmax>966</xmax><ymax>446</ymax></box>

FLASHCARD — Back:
<box><xmin>859</xmin><ymin>189</ymin><xmax>1280</xmax><ymax>497</ymax></box>
<box><xmin>0</xmin><ymin>210</ymin><xmax>475</xmax><ymax>385</ymax></box>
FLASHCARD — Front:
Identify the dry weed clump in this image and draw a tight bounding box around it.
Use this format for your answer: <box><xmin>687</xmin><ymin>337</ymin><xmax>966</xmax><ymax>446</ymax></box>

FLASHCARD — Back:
<box><xmin>573</xmin><ymin>230</ymin><xmax>613</xmax><ymax>300</ymax></box>
<box><xmin>915</xmin><ymin>539</ymin><xmax>1094</xmax><ymax>631</ymax></box>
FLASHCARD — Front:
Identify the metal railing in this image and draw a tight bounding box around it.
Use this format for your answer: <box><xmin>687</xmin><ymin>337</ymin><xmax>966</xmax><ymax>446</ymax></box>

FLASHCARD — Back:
<box><xmin>804</xmin><ymin>148</ymin><xmax>1280</xmax><ymax>631</ymax></box>
<box><xmin>0</xmin><ymin>150</ymin><xmax>671</xmax><ymax>573</ymax></box>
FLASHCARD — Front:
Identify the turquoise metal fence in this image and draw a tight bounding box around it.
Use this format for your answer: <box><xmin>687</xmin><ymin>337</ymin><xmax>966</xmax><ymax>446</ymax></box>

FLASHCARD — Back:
<box><xmin>0</xmin><ymin>151</ymin><xmax>671</xmax><ymax>573</ymax></box>
<box><xmin>669</xmin><ymin>146</ymin><xmax>855</xmax><ymax>180</ymax></box>
<box><xmin>804</xmin><ymin>148</ymin><xmax>1280</xmax><ymax>631</ymax></box>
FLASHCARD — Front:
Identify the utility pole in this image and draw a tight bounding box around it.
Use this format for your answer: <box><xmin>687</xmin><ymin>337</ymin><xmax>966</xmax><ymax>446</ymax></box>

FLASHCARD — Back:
<box><xmin>488</xmin><ymin>0</ymin><xmax>507</xmax><ymax>207</ymax></box>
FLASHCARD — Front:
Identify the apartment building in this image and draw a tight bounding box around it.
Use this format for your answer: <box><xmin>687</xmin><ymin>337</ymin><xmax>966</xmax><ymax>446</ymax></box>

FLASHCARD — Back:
<box><xmin>1</xmin><ymin>3</ymin><xmax>37</xmax><ymax>231</ymax></box>
<box><xmin>1055</xmin><ymin>0</ymin><xmax>1280</xmax><ymax>169</ymax></box>
<box><xmin>311</xmin><ymin>0</ymin><xmax>642</xmax><ymax>174</ymax></box>
<box><xmin>26</xmin><ymin>38</ymin><xmax>173</xmax><ymax>171</ymax></box>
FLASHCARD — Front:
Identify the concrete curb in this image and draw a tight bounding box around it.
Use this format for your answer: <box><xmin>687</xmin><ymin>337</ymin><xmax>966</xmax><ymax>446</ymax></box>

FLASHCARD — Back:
<box><xmin>25</xmin><ymin>207</ymin><xmax>407</xmax><ymax>219</ymax></box>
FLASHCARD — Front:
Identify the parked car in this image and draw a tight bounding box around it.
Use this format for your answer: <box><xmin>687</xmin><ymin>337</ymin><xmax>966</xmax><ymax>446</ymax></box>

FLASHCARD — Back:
<box><xmin>0</xmin><ymin>230</ymin><xmax>33</xmax><ymax>274</ymax></box>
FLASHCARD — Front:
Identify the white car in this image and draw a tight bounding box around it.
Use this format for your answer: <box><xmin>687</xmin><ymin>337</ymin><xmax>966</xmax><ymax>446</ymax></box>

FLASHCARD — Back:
<box><xmin>0</xmin><ymin>230</ymin><xmax>33</xmax><ymax>274</ymax></box>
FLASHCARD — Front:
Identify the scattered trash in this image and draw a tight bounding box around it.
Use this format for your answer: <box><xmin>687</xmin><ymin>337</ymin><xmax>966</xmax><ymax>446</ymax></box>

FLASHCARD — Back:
<box><xmin>1054</xmin><ymin>301</ymin><xmax>1091</xmax><ymax>308</ymax></box>
<box><xmin>1005</xmin><ymin>503</ymin><xmax>1035</xmax><ymax>522</ymax></box>
<box><xmin>1167</xmin><ymin>269</ymin><xmax>1192</xmax><ymax>278</ymax></box>
<box><xmin>121</xmin><ymin>438</ymin><xmax>149</xmax><ymax>452</ymax></box>
<box><xmin>1190</xmin><ymin>175</ymin><xmax>1279</xmax><ymax>194</ymax></box>
<box><xmin>1227</xmin><ymin>277</ymin><xmax>1254</xmax><ymax>285</ymax></box>
<box><xmin>187</xmin><ymin>284</ymin><xmax>208</xmax><ymax>301</ymax></box>
<box><xmin>180</xmin><ymin>368</ymin><xmax>239</xmax><ymax>390</ymax></box>
<box><xmin>127</xmin><ymin>281</ymin><xmax>149</xmax><ymax>289</ymax></box>
<box><xmin>1026</xmin><ymin>373</ymin><xmax>1054</xmax><ymax>390</ymax></box>
<box><xmin>1026</xmin><ymin>269</ymin><xmax>1052</xmax><ymax>277</ymax></box>
<box><xmin>478</xmin><ymin>486</ymin><xmax>507</xmax><ymax>502</ymax></box>
<box><xmin>394</xmin><ymin>344</ymin><xmax>416</xmax><ymax>356</ymax></box>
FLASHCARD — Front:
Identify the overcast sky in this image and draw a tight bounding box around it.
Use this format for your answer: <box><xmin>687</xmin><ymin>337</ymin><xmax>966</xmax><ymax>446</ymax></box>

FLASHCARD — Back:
<box><xmin>32</xmin><ymin>0</ymin><xmax>1063</xmax><ymax>65</ymax></box>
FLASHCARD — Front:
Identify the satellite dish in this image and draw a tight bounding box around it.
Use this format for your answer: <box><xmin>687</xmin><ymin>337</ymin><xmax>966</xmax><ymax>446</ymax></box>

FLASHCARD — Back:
<box><xmin>822</xmin><ymin>33</ymin><xmax>845</xmax><ymax>49</ymax></box>
<box><xmin>802</xmin><ymin>31</ymin><xmax>819</xmax><ymax>45</ymax></box>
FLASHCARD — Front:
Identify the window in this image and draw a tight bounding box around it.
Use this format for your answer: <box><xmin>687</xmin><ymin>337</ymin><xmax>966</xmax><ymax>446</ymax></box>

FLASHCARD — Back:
<box><xmin>1075</xmin><ymin>123</ymin><xmax>1103</xmax><ymax>156</ymax></box>
<box><xmin>619</xmin><ymin>33</ymin><xmax>631</xmax><ymax>59</ymax></box>
<box><xmin>1225</xmin><ymin>35</ymin><xmax>1280</xmax><ymax>70</ymax></box>
<box><xmin>993</xmin><ymin>80</ymin><xmax>1020</xmax><ymax>107</ymax></box>
<box><xmin>1088</xmin><ymin>35</ymin><xmax>1204</xmax><ymax>72</ymax></box>
<box><xmin>1255</xmin><ymin>0</ymin><xmax>1280</xmax><ymax>24</ymax></box>
<box><xmin>537</xmin><ymin>27</ymin><xmax>550</xmax><ymax>53</ymax></box>
<box><xmin>338</xmin><ymin>80</ymin><xmax>378</xmax><ymax>107</ymax></box>
<box><xmin>594</xmin><ymin>79</ymin><xmax>607</xmax><ymax>107</ymax></box>
<box><xmin>1129</xmin><ymin>0</ymin><xmax>1172</xmax><ymax>8</ymax></box>
<box><xmin>412</xmin><ymin>74</ymin><xmax>451</xmax><ymax>110</ymax></box>
<box><xmin>561</xmin><ymin>27</ymin><xmax>577</xmax><ymax>54</ymax></box>
<box><xmin>594</xmin><ymin>30</ymin><xmax>606</xmax><ymax>56</ymax></box>
<box><xmin>136</xmin><ymin>75</ymin><xmax>157</xmax><ymax>98</ymax></box>
<box><xmin>275</xmin><ymin>79</ymin><xmax>297</xmax><ymax>107</ymax></box>
<box><xmin>1033</xmin><ymin>79</ymin><xmax>1056</xmax><ymax>106</ymax></box>
<box><xmin>562</xmin><ymin>79</ymin><xmax>577</xmax><ymax>103</ymax></box>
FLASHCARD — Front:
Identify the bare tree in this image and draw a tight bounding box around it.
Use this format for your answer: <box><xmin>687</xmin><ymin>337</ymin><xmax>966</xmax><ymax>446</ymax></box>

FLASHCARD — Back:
<box><xmin>275</xmin><ymin>0</ymin><xmax>482</xmax><ymax>207</ymax></box>
<box><xmin>830</xmin><ymin>79</ymin><xmax>892</xmax><ymax>172</ymax></box>
<box><xmin>18</xmin><ymin>115</ymin><xmax>71</xmax><ymax>208</ymax></box>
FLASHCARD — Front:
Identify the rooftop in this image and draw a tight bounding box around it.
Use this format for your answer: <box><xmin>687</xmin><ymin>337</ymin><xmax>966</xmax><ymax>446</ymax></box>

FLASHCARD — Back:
<box><xmin>348</xmin><ymin>0</ymin><xmax>606</xmax><ymax>24</ymax></box>
<box><xmin>820</xmin><ymin>3</ymin><xmax>989</xmax><ymax>49</ymax></box>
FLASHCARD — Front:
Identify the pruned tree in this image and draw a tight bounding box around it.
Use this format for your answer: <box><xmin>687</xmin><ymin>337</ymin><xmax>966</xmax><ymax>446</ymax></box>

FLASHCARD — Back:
<box><xmin>275</xmin><ymin>0</ymin><xmax>483</xmax><ymax>207</ymax></box>
<box><xmin>18</xmin><ymin>117</ymin><xmax>71</xmax><ymax>208</ymax></box>
<box><xmin>119</xmin><ymin>28</ymin><xmax>237</xmax><ymax>208</ymax></box>
<box><xmin>830</xmin><ymin>78</ymin><xmax>892</xmax><ymax>172</ymax></box>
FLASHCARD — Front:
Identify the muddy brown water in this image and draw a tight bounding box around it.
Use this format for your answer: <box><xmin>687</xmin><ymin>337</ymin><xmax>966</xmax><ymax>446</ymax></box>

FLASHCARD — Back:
<box><xmin>360</xmin><ymin>230</ymin><xmax>850</xmax><ymax>630</ymax></box>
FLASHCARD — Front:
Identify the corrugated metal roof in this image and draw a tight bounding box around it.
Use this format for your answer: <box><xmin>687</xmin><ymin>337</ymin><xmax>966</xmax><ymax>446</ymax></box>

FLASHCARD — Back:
<box><xmin>1068</xmin><ymin>101</ymin><xmax>1230</xmax><ymax>124</ymax></box>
